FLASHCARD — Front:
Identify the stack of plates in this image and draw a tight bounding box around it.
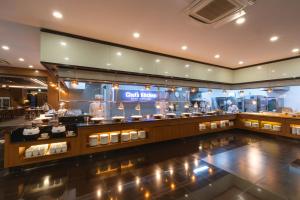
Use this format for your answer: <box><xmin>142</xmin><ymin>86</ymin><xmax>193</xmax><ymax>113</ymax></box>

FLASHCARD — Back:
<box><xmin>199</xmin><ymin>123</ymin><xmax>206</xmax><ymax>131</ymax></box>
<box><xmin>130</xmin><ymin>131</ymin><xmax>138</xmax><ymax>140</ymax></box>
<box><xmin>273</xmin><ymin>125</ymin><xmax>281</xmax><ymax>131</ymax></box>
<box><xmin>100</xmin><ymin>134</ymin><xmax>109</xmax><ymax>145</ymax></box>
<box><xmin>245</xmin><ymin>121</ymin><xmax>252</xmax><ymax>127</ymax></box>
<box><xmin>252</xmin><ymin>122</ymin><xmax>259</xmax><ymax>128</ymax></box>
<box><xmin>211</xmin><ymin>122</ymin><xmax>217</xmax><ymax>129</ymax></box>
<box><xmin>89</xmin><ymin>135</ymin><xmax>99</xmax><ymax>146</ymax></box>
<box><xmin>121</xmin><ymin>132</ymin><xmax>130</xmax><ymax>142</ymax></box>
<box><xmin>263</xmin><ymin>124</ymin><xmax>272</xmax><ymax>130</ymax></box>
<box><xmin>110</xmin><ymin>132</ymin><xmax>119</xmax><ymax>143</ymax></box>
<box><xmin>220</xmin><ymin>120</ymin><xmax>226</xmax><ymax>128</ymax></box>
<box><xmin>138</xmin><ymin>130</ymin><xmax>146</xmax><ymax>139</ymax></box>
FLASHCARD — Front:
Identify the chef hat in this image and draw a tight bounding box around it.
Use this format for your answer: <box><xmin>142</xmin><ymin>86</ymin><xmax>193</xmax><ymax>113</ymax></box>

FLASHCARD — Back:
<box><xmin>95</xmin><ymin>94</ymin><xmax>103</xmax><ymax>100</ymax></box>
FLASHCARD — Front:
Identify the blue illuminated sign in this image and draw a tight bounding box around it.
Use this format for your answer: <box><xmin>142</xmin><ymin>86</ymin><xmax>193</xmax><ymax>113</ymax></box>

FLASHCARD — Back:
<box><xmin>119</xmin><ymin>90</ymin><xmax>158</xmax><ymax>101</ymax></box>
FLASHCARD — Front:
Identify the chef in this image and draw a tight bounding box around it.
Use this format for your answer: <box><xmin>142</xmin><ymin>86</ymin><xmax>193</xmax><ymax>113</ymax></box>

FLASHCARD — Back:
<box><xmin>89</xmin><ymin>94</ymin><xmax>105</xmax><ymax>118</ymax></box>
<box><xmin>227</xmin><ymin>100</ymin><xmax>239</xmax><ymax>113</ymax></box>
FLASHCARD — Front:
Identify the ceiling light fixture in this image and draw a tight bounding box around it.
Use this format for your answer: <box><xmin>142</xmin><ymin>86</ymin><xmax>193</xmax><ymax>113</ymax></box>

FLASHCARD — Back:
<box><xmin>185</xmin><ymin>64</ymin><xmax>190</xmax><ymax>68</ymax></box>
<box><xmin>52</xmin><ymin>11</ymin><xmax>63</xmax><ymax>19</ymax></box>
<box><xmin>106</xmin><ymin>63</ymin><xmax>111</xmax><ymax>66</ymax></box>
<box><xmin>155</xmin><ymin>59</ymin><xmax>160</xmax><ymax>63</ymax></box>
<box><xmin>60</xmin><ymin>41</ymin><xmax>67</xmax><ymax>46</ymax></box>
<box><xmin>181</xmin><ymin>45</ymin><xmax>188</xmax><ymax>51</ymax></box>
<box><xmin>64</xmin><ymin>57</ymin><xmax>69</xmax><ymax>61</ymax></box>
<box><xmin>18</xmin><ymin>58</ymin><xmax>24</xmax><ymax>62</ymax></box>
<box><xmin>112</xmin><ymin>83</ymin><xmax>119</xmax><ymax>90</ymax></box>
<box><xmin>267</xmin><ymin>88</ymin><xmax>273</xmax><ymax>93</ymax></box>
<box><xmin>207</xmin><ymin>68</ymin><xmax>212</xmax><ymax>72</ymax></box>
<box><xmin>238</xmin><ymin>61</ymin><xmax>244</xmax><ymax>65</ymax></box>
<box><xmin>235</xmin><ymin>17</ymin><xmax>246</xmax><ymax>25</ymax></box>
<box><xmin>116</xmin><ymin>52</ymin><xmax>122</xmax><ymax>56</ymax></box>
<box><xmin>292</xmin><ymin>48</ymin><xmax>299</xmax><ymax>53</ymax></box>
<box><xmin>1</xmin><ymin>45</ymin><xmax>9</xmax><ymax>50</ymax></box>
<box><xmin>28</xmin><ymin>65</ymin><xmax>34</xmax><ymax>68</ymax></box>
<box><xmin>133</xmin><ymin>32</ymin><xmax>140</xmax><ymax>38</ymax></box>
<box><xmin>145</xmin><ymin>85</ymin><xmax>151</xmax><ymax>90</ymax></box>
<box><xmin>270</xmin><ymin>36</ymin><xmax>279</xmax><ymax>42</ymax></box>
<box><xmin>214</xmin><ymin>54</ymin><xmax>220</xmax><ymax>59</ymax></box>
<box><xmin>71</xmin><ymin>80</ymin><xmax>78</xmax><ymax>88</ymax></box>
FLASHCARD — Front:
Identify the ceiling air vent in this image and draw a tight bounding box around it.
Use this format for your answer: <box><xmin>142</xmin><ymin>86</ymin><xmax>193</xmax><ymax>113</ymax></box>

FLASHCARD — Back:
<box><xmin>188</xmin><ymin>0</ymin><xmax>255</xmax><ymax>24</ymax></box>
<box><xmin>0</xmin><ymin>58</ymin><xmax>10</xmax><ymax>65</ymax></box>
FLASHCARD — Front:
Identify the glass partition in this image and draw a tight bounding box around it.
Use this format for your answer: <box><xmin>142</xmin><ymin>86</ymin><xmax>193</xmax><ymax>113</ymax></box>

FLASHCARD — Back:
<box><xmin>59</xmin><ymin>80</ymin><xmax>300</xmax><ymax>118</ymax></box>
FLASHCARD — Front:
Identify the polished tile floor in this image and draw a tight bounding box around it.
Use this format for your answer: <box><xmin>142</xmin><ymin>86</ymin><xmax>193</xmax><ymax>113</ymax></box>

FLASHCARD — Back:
<box><xmin>0</xmin><ymin>130</ymin><xmax>299</xmax><ymax>200</ymax></box>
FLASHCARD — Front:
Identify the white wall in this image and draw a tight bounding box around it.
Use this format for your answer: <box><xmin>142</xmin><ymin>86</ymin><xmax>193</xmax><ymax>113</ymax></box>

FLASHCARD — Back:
<box><xmin>41</xmin><ymin>32</ymin><xmax>300</xmax><ymax>85</ymax></box>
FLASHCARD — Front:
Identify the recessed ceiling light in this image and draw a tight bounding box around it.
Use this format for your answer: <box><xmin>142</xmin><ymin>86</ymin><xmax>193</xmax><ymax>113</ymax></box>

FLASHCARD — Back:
<box><xmin>155</xmin><ymin>59</ymin><xmax>160</xmax><ymax>63</ymax></box>
<box><xmin>64</xmin><ymin>57</ymin><xmax>69</xmax><ymax>61</ymax></box>
<box><xmin>185</xmin><ymin>64</ymin><xmax>190</xmax><ymax>68</ymax></box>
<box><xmin>1</xmin><ymin>45</ymin><xmax>9</xmax><ymax>50</ymax></box>
<box><xmin>106</xmin><ymin>63</ymin><xmax>111</xmax><ymax>66</ymax></box>
<box><xmin>257</xmin><ymin>66</ymin><xmax>262</xmax><ymax>70</ymax></box>
<box><xmin>52</xmin><ymin>11</ymin><xmax>63</xmax><ymax>19</ymax></box>
<box><xmin>133</xmin><ymin>32</ymin><xmax>140</xmax><ymax>38</ymax></box>
<box><xmin>238</xmin><ymin>61</ymin><xmax>244</xmax><ymax>65</ymax></box>
<box><xmin>214</xmin><ymin>54</ymin><xmax>220</xmax><ymax>59</ymax></box>
<box><xmin>139</xmin><ymin>67</ymin><xmax>143</xmax><ymax>71</ymax></box>
<box><xmin>292</xmin><ymin>48</ymin><xmax>299</xmax><ymax>53</ymax></box>
<box><xmin>271</xmin><ymin>69</ymin><xmax>275</xmax><ymax>73</ymax></box>
<box><xmin>116</xmin><ymin>52</ymin><xmax>122</xmax><ymax>56</ymax></box>
<box><xmin>270</xmin><ymin>36</ymin><xmax>279</xmax><ymax>42</ymax></box>
<box><xmin>18</xmin><ymin>58</ymin><xmax>24</xmax><ymax>62</ymax></box>
<box><xmin>181</xmin><ymin>45</ymin><xmax>188</xmax><ymax>51</ymax></box>
<box><xmin>207</xmin><ymin>68</ymin><xmax>212</xmax><ymax>72</ymax></box>
<box><xmin>164</xmin><ymin>71</ymin><xmax>168</xmax><ymax>74</ymax></box>
<box><xmin>185</xmin><ymin>74</ymin><xmax>189</xmax><ymax>77</ymax></box>
<box><xmin>28</xmin><ymin>65</ymin><xmax>34</xmax><ymax>68</ymax></box>
<box><xmin>60</xmin><ymin>41</ymin><xmax>67</xmax><ymax>46</ymax></box>
<box><xmin>35</xmin><ymin>70</ymin><xmax>39</xmax><ymax>73</ymax></box>
<box><xmin>235</xmin><ymin>17</ymin><xmax>246</xmax><ymax>25</ymax></box>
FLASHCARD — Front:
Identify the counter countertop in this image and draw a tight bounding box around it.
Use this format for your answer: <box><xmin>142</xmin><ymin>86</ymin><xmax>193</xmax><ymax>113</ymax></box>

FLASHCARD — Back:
<box><xmin>77</xmin><ymin>113</ymin><xmax>235</xmax><ymax>127</ymax></box>
<box><xmin>239</xmin><ymin>112</ymin><xmax>300</xmax><ymax>119</ymax></box>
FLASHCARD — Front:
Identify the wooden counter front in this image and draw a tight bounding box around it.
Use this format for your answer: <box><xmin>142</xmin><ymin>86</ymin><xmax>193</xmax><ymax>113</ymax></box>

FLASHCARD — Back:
<box><xmin>4</xmin><ymin>114</ymin><xmax>236</xmax><ymax>168</ymax></box>
<box><xmin>236</xmin><ymin>113</ymin><xmax>300</xmax><ymax>139</ymax></box>
<box><xmin>5</xmin><ymin>113</ymin><xmax>300</xmax><ymax>168</ymax></box>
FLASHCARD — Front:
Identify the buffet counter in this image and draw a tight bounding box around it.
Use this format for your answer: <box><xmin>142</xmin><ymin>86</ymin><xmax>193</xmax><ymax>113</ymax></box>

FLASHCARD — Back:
<box><xmin>4</xmin><ymin>114</ymin><xmax>236</xmax><ymax>168</ymax></box>
<box><xmin>236</xmin><ymin>112</ymin><xmax>300</xmax><ymax>139</ymax></box>
<box><xmin>5</xmin><ymin>112</ymin><xmax>300</xmax><ymax>168</ymax></box>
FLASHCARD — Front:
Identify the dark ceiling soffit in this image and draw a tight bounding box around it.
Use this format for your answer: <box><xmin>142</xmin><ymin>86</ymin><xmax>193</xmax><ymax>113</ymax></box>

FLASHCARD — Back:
<box><xmin>40</xmin><ymin>29</ymin><xmax>300</xmax><ymax>71</ymax></box>
<box><xmin>41</xmin><ymin>61</ymin><xmax>300</xmax><ymax>86</ymax></box>
<box><xmin>40</xmin><ymin>28</ymin><xmax>231</xmax><ymax>70</ymax></box>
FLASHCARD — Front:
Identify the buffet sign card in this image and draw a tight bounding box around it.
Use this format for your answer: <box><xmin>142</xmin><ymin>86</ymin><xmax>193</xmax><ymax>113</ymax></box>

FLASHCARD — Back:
<box><xmin>118</xmin><ymin>90</ymin><xmax>158</xmax><ymax>102</ymax></box>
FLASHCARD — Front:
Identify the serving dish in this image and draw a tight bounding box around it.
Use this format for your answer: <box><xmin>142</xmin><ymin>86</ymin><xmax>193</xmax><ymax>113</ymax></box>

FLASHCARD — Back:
<box><xmin>166</xmin><ymin>113</ymin><xmax>176</xmax><ymax>118</ymax></box>
<box><xmin>131</xmin><ymin>115</ymin><xmax>142</xmax><ymax>121</ymax></box>
<box><xmin>153</xmin><ymin>114</ymin><xmax>163</xmax><ymax>119</ymax></box>
<box><xmin>23</xmin><ymin>127</ymin><xmax>40</xmax><ymax>140</ymax></box>
<box><xmin>90</xmin><ymin>117</ymin><xmax>104</xmax><ymax>124</ymax></box>
<box><xmin>112</xmin><ymin>116</ymin><xmax>125</xmax><ymax>122</ymax></box>
<box><xmin>181</xmin><ymin>112</ymin><xmax>192</xmax><ymax>118</ymax></box>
